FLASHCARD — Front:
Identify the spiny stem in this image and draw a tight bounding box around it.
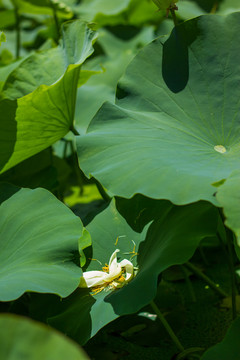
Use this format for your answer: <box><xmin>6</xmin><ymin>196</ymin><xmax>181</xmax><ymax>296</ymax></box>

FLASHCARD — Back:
<box><xmin>150</xmin><ymin>300</ymin><xmax>185</xmax><ymax>352</ymax></box>
<box><xmin>180</xmin><ymin>265</ymin><xmax>196</xmax><ymax>303</ymax></box>
<box><xmin>184</xmin><ymin>262</ymin><xmax>228</xmax><ymax>298</ymax></box>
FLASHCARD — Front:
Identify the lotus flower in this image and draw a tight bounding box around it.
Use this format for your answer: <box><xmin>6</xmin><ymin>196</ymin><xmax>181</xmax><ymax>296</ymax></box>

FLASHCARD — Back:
<box><xmin>80</xmin><ymin>249</ymin><xmax>134</xmax><ymax>293</ymax></box>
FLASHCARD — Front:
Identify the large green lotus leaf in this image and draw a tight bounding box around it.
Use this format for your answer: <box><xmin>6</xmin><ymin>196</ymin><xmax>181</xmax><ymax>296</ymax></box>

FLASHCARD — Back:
<box><xmin>0</xmin><ymin>185</ymin><xmax>84</xmax><ymax>301</ymax></box>
<box><xmin>0</xmin><ymin>314</ymin><xmax>89</xmax><ymax>360</ymax></box>
<box><xmin>77</xmin><ymin>13</ymin><xmax>240</xmax><ymax>205</ymax></box>
<box><xmin>201</xmin><ymin>316</ymin><xmax>240</xmax><ymax>360</ymax></box>
<box><xmin>0</xmin><ymin>20</ymin><xmax>96</xmax><ymax>174</ymax></box>
<box><xmin>47</xmin><ymin>200</ymin><xmax>217</xmax><ymax>344</ymax></box>
<box><xmin>75</xmin><ymin>27</ymin><xmax>155</xmax><ymax>134</ymax></box>
<box><xmin>216</xmin><ymin>170</ymin><xmax>240</xmax><ymax>244</ymax></box>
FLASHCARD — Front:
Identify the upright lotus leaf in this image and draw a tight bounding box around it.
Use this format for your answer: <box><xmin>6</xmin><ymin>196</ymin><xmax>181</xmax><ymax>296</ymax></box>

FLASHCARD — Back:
<box><xmin>47</xmin><ymin>200</ymin><xmax>217</xmax><ymax>344</ymax></box>
<box><xmin>76</xmin><ymin>13</ymin><xmax>240</xmax><ymax>205</ymax></box>
<box><xmin>0</xmin><ymin>184</ymin><xmax>84</xmax><ymax>301</ymax></box>
<box><xmin>0</xmin><ymin>20</ymin><xmax>97</xmax><ymax>174</ymax></box>
<box><xmin>216</xmin><ymin>170</ymin><xmax>240</xmax><ymax>245</ymax></box>
<box><xmin>2</xmin><ymin>20</ymin><xmax>97</xmax><ymax>99</ymax></box>
<box><xmin>0</xmin><ymin>314</ymin><xmax>89</xmax><ymax>360</ymax></box>
<box><xmin>201</xmin><ymin>316</ymin><xmax>240</xmax><ymax>360</ymax></box>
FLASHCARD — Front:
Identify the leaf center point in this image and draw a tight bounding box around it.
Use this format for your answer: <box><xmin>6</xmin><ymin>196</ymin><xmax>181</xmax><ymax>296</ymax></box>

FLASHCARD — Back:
<box><xmin>214</xmin><ymin>145</ymin><xmax>227</xmax><ymax>154</ymax></box>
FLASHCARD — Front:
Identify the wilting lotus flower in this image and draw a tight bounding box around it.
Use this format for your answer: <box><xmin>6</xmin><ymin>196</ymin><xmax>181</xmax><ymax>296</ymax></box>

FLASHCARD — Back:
<box><xmin>80</xmin><ymin>249</ymin><xmax>134</xmax><ymax>294</ymax></box>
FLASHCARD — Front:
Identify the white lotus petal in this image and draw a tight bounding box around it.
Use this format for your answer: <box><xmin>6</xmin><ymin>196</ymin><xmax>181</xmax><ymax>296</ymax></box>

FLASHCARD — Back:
<box><xmin>82</xmin><ymin>270</ymin><xmax>108</xmax><ymax>287</ymax></box>
<box><xmin>119</xmin><ymin>259</ymin><xmax>134</xmax><ymax>282</ymax></box>
<box><xmin>108</xmin><ymin>249</ymin><xmax>122</xmax><ymax>277</ymax></box>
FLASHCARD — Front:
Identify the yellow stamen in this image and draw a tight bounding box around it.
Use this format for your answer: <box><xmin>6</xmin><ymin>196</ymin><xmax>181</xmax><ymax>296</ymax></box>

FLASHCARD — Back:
<box><xmin>102</xmin><ymin>264</ymin><xmax>109</xmax><ymax>272</ymax></box>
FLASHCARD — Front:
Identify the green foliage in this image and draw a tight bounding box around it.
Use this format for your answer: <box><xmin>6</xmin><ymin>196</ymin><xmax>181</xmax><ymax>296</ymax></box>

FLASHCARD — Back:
<box><xmin>0</xmin><ymin>314</ymin><xmax>89</xmax><ymax>360</ymax></box>
<box><xmin>0</xmin><ymin>184</ymin><xmax>84</xmax><ymax>301</ymax></box>
<box><xmin>76</xmin><ymin>13</ymin><xmax>240</xmax><ymax>205</ymax></box>
<box><xmin>0</xmin><ymin>20</ymin><xmax>97</xmax><ymax>173</ymax></box>
<box><xmin>0</xmin><ymin>0</ymin><xmax>240</xmax><ymax>358</ymax></box>
<box><xmin>34</xmin><ymin>200</ymin><xmax>218</xmax><ymax>345</ymax></box>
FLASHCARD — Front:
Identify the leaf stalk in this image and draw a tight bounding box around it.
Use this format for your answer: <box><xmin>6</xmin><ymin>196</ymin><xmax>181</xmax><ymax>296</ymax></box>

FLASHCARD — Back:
<box><xmin>150</xmin><ymin>300</ymin><xmax>185</xmax><ymax>352</ymax></box>
<box><xmin>184</xmin><ymin>262</ymin><xmax>228</xmax><ymax>298</ymax></box>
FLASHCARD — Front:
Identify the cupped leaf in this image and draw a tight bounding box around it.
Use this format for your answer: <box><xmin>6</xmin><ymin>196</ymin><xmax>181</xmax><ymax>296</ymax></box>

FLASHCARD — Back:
<box><xmin>201</xmin><ymin>316</ymin><xmax>240</xmax><ymax>360</ymax></box>
<box><xmin>2</xmin><ymin>20</ymin><xmax>97</xmax><ymax>99</ymax></box>
<box><xmin>216</xmin><ymin>170</ymin><xmax>240</xmax><ymax>244</ymax></box>
<box><xmin>77</xmin><ymin>13</ymin><xmax>240</xmax><ymax>205</ymax></box>
<box><xmin>0</xmin><ymin>185</ymin><xmax>84</xmax><ymax>301</ymax></box>
<box><xmin>0</xmin><ymin>20</ymin><xmax>97</xmax><ymax>173</ymax></box>
<box><xmin>47</xmin><ymin>200</ymin><xmax>217</xmax><ymax>344</ymax></box>
<box><xmin>0</xmin><ymin>314</ymin><xmax>89</xmax><ymax>360</ymax></box>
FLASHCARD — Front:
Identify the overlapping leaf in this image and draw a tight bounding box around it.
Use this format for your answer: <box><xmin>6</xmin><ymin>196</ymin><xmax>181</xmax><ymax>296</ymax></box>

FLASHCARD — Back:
<box><xmin>0</xmin><ymin>185</ymin><xmax>84</xmax><ymax>301</ymax></box>
<box><xmin>45</xmin><ymin>200</ymin><xmax>217</xmax><ymax>344</ymax></box>
<box><xmin>0</xmin><ymin>314</ymin><xmax>89</xmax><ymax>360</ymax></box>
<box><xmin>0</xmin><ymin>20</ymin><xmax>97</xmax><ymax>174</ymax></box>
<box><xmin>77</xmin><ymin>13</ymin><xmax>240</xmax><ymax>205</ymax></box>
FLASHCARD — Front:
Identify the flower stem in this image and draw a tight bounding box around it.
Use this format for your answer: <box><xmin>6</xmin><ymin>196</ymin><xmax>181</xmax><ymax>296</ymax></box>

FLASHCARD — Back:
<box><xmin>185</xmin><ymin>262</ymin><xmax>228</xmax><ymax>298</ymax></box>
<box><xmin>170</xmin><ymin>8</ymin><xmax>178</xmax><ymax>27</ymax></box>
<box><xmin>12</xmin><ymin>0</ymin><xmax>20</xmax><ymax>58</ymax></box>
<box><xmin>49</xmin><ymin>0</ymin><xmax>60</xmax><ymax>42</ymax></box>
<box><xmin>218</xmin><ymin>209</ymin><xmax>238</xmax><ymax>319</ymax></box>
<box><xmin>180</xmin><ymin>265</ymin><xmax>196</xmax><ymax>303</ymax></box>
<box><xmin>150</xmin><ymin>300</ymin><xmax>184</xmax><ymax>352</ymax></box>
